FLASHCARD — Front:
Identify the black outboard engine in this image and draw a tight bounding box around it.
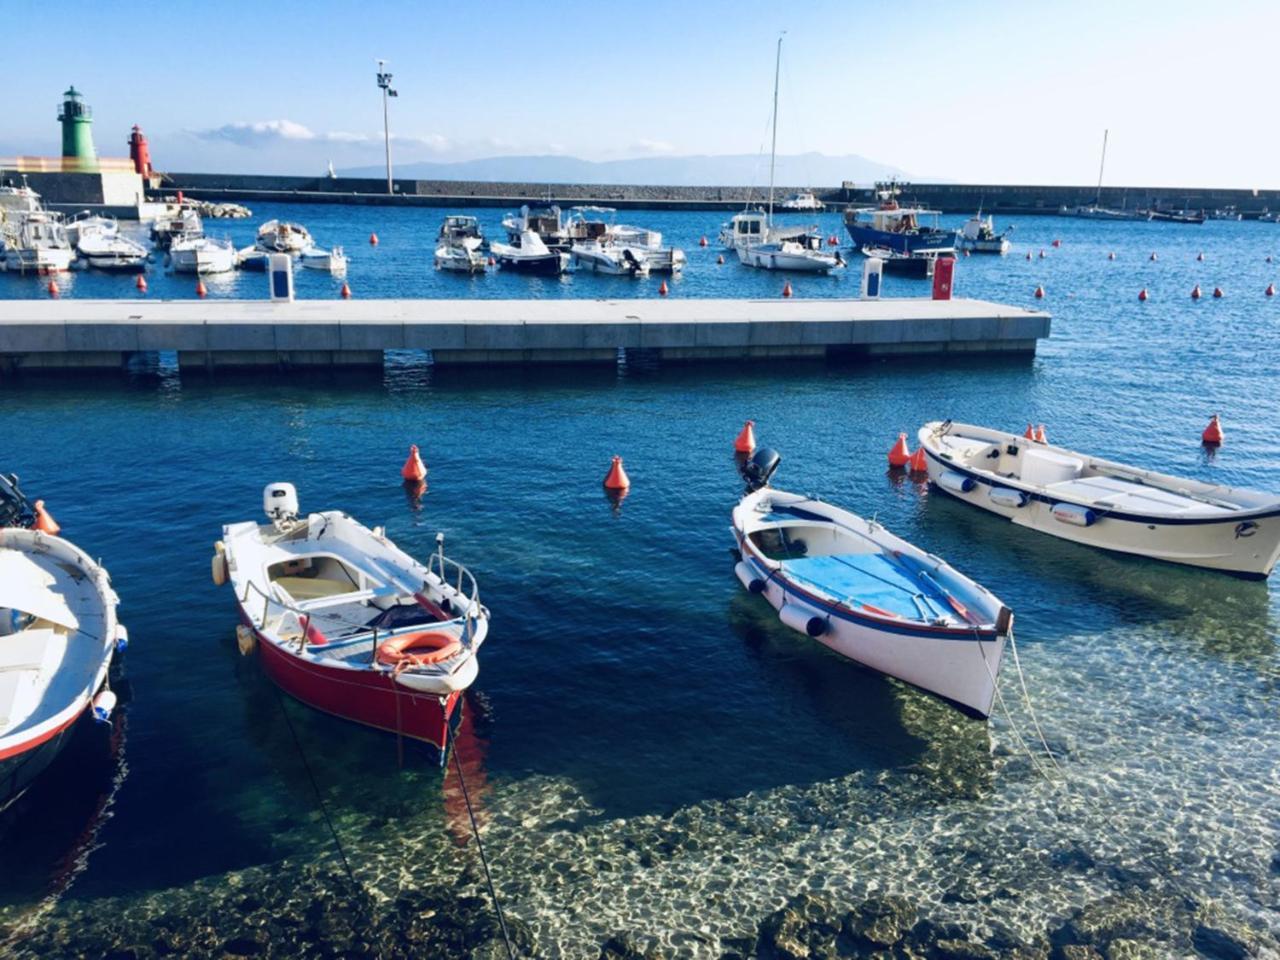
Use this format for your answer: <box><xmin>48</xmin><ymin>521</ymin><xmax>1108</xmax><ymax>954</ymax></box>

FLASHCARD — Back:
<box><xmin>742</xmin><ymin>447</ymin><xmax>781</xmax><ymax>492</ymax></box>
<box><xmin>0</xmin><ymin>473</ymin><xmax>35</xmax><ymax>529</ymax></box>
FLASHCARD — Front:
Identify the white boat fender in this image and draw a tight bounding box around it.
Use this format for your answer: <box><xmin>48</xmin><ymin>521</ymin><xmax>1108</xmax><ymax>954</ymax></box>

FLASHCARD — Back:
<box><xmin>734</xmin><ymin>560</ymin><xmax>767</xmax><ymax>594</ymax></box>
<box><xmin>114</xmin><ymin>624</ymin><xmax>129</xmax><ymax>653</ymax></box>
<box><xmin>1051</xmin><ymin>502</ymin><xmax>1097</xmax><ymax>527</ymax></box>
<box><xmin>236</xmin><ymin>624</ymin><xmax>256</xmax><ymax>656</ymax></box>
<box><xmin>938</xmin><ymin>470</ymin><xmax>977</xmax><ymax>494</ymax></box>
<box><xmin>211</xmin><ymin>540</ymin><xmax>228</xmax><ymax>586</ymax></box>
<box><xmin>988</xmin><ymin>486</ymin><xmax>1029</xmax><ymax>508</ymax></box>
<box><xmin>779</xmin><ymin>602</ymin><xmax>827</xmax><ymax>637</ymax></box>
<box><xmin>92</xmin><ymin>689</ymin><xmax>117</xmax><ymax>724</ymax></box>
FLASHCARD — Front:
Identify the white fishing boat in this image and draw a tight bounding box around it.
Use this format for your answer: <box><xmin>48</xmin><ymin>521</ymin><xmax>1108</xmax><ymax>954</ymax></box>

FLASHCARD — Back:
<box><xmin>737</xmin><ymin>37</ymin><xmax>843</xmax><ymax>275</ymax></box>
<box><xmin>170</xmin><ymin>235</ymin><xmax>235</xmax><ymax>274</ymax></box>
<box><xmin>150</xmin><ymin>210</ymin><xmax>203</xmax><ymax>250</ymax></box>
<box><xmin>0</xmin><ymin>472</ymin><xmax>126</xmax><ymax>812</ymax></box>
<box><xmin>434</xmin><ymin>215</ymin><xmax>487</xmax><ymax>273</ymax></box>
<box><xmin>957</xmin><ymin>213</ymin><xmax>1012</xmax><ymax>254</ymax></box>
<box><xmin>571</xmin><ymin>238</ymin><xmax>650</xmax><ymax>276</ymax></box>
<box><xmin>214</xmin><ymin>483</ymin><xmax>488</xmax><ymax>755</ymax></box>
<box><xmin>490</xmin><ymin>230</ymin><xmax>570</xmax><ymax>275</ymax></box>
<box><xmin>731</xmin><ymin>450</ymin><xmax>1011</xmax><ymax>718</ymax></box>
<box><xmin>256</xmin><ymin>219</ymin><xmax>314</xmax><ymax>254</ymax></box>
<box><xmin>0</xmin><ymin>177</ymin><xmax>43</xmax><ymax>217</ymax></box>
<box><xmin>77</xmin><ymin>229</ymin><xmax>149</xmax><ymax>272</ymax></box>
<box><xmin>2</xmin><ymin>213</ymin><xmax>75</xmax><ymax>273</ymax></box>
<box><xmin>779</xmin><ymin>190</ymin><xmax>825</xmax><ymax>211</ymax></box>
<box><xmin>917</xmin><ymin>420</ymin><xmax>1280</xmax><ymax>579</ymax></box>
<box><xmin>718</xmin><ymin>209</ymin><xmax>814</xmax><ymax>251</ymax></box>
<box><xmin>299</xmin><ymin>246</ymin><xmax>347</xmax><ymax>273</ymax></box>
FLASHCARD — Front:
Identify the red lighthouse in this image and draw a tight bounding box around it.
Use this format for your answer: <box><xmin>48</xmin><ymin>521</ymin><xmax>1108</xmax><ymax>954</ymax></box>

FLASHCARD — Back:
<box><xmin>127</xmin><ymin>124</ymin><xmax>152</xmax><ymax>177</ymax></box>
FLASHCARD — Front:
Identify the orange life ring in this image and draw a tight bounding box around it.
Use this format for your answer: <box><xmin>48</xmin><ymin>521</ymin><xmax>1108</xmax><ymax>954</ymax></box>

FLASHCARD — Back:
<box><xmin>376</xmin><ymin>631</ymin><xmax>462</xmax><ymax>668</ymax></box>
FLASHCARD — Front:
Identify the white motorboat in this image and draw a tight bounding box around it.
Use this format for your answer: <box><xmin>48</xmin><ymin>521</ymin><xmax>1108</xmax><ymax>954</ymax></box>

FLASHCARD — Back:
<box><xmin>2</xmin><ymin>213</ymin><xmax>75</xmax><ymax>273</ymax></box>
<box><xmin>860</xmin><ymin>244</ymin><xmax>946</xmax><ymax>278</ymax></box>
<box><xmin>151</xmin><ymin>210</ymin><xmax>203</xmax><ymax>250</ymax></box>
<box><xmin>0</xmin><ymin>177</ymin><xmax>43</xmax><ymax>217</ymax></box>
<box><xmin>917</xmin><ymin>420</ymin><xmax>1280</xmax><ymax>579</ymax></box>
<box><xmin>565</xmin><ymin>207</ymin><xmax>684</xmax><ymax>273</ymax></box>
<box><xmin>256</xmin><ymin>219</ymin><xmax>314</xmax><ymax>254</ymax></box>
<box><xmin>0</xmin><ymin>472</ymin><xmax>126</xmax><ymax>812</ymax></box>
<box><xmin>64</xmin><ymin>213</ymin><xmax>118</xmax><ymax>247</ymax></box>
<box><xmin>718</xmin><ymin>209</ymin><xmax>814</xmax><ymax>251</ymax></box>
<box><xmin>571</xmin><ymin>238</ymin><xmax>650</xmax><ymax>276</ymax></box>
<box><xmin>299</xmin><ymin>246</ymin><xmax>347</xmax><ymax>273</ymax></box>
<box><xmin>214</xmin><ymin>483</ymin><xmax>488</xmax><ymax>754</ymax></box>
<box><xmin>170</xmin><ymin>235</ymin><xmax>235</xmax><ymax>274</ymax></box>
<box><xmin>731</xmin><ymin>450</ymin><xmax>1011</xmax><ymax>718</ymax></box>
<box><xmin>779</xmin><ymin>190</ymin><xmax>825</xmax><ymax>211</ymax></box>
<box><xmin>434</xmin><ymin>215</ymin><xmax>487</xmax><ymax>273</ymax></box>
<box><xmin>957</xmin><ymin>213</ymin><xmax>1012</xmax><ymax>254</ymax></box>
<box><xmin>491</xmin><ymin>230</ymin><xmax>570</xmax><ymax>275</ymax></box>
<box><xmin>77</xmin><ymin>229</ymin><xmax>149</xmax><ymax>272</ymax></box>
<box><xmin>501</xmin><ymin>204</ymin><xmax>569</xmax><ymax>251</ymax></box>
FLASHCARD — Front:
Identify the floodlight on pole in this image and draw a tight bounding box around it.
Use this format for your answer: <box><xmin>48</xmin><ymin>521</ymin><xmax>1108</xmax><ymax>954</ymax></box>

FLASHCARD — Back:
<box><xmin>376</xmin><ymin>59</ymin><xmax>398</xmax><ymax>194</ymax></box>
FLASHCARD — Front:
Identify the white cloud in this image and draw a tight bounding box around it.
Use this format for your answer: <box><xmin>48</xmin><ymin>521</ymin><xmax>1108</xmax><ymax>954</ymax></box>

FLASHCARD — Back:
<box><xmin>189</xmin><ymin>119</ymin><xmax>453</xmax><ymax>153</ymax></box>
<box><xmin>629</xmin><ymin>138</ymin><xmax>676</xmax><ymax>155</ymax></box>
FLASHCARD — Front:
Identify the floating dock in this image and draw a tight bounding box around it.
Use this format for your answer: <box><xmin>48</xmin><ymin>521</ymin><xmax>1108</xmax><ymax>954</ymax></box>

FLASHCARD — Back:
<box><xmin>0</xmin><ymin>297</ymin><xmax>1050</xmax><ymax>373</ymax></box>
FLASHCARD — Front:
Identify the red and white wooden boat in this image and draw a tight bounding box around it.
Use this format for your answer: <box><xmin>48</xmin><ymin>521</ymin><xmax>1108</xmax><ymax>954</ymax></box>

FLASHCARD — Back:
<box><xmin>1</xmin><ymin>473</ymin><xmax>125</xmax><ymax>812</ymax></box>
<box><xmin>214</xmin><ymin>484</ymin><xmax>488</xmax><ymax>756</ymax></box>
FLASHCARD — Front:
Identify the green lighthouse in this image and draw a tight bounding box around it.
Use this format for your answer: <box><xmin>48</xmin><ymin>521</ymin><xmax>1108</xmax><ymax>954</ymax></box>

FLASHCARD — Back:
<box><xmin>58</xmin><ymin>86</ymin><xmax>97</xmax><ymax>168</ymax></box>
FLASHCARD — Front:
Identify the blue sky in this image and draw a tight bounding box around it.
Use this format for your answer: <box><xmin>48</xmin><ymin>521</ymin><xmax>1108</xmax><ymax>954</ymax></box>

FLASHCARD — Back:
<box><xmin>2</xmin><ymin>0</ymin><xmax>1275</xmax><ymax>187</ymax></box>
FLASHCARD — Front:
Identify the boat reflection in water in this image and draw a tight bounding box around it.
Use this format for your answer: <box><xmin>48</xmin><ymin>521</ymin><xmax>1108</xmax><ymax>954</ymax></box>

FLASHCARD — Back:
<box><xmin>442</xmin><ymin>691</ymin><xmax>492</xmax><ymax>847</ymax></box>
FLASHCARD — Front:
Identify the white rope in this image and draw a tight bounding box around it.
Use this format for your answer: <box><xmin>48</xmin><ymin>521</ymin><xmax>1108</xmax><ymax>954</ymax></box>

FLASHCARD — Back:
<box><xmin>1007</xmin><ymin>630</ymin><xmax>1063</xmax><ymax>774</ymax></box>
<box><xmin>975</xmin><ymin>633</ymin><xmax>1056</xmax><ymax>783</ymax></box>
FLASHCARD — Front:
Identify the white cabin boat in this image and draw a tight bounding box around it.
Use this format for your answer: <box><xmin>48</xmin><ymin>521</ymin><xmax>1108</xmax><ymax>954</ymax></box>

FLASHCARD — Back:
<box><xmin>256</xmin><ymin>220</ymin><xmax>314</xmax><ymax>254</ymax></box>
<box><xmin>434</xmin><ymin>216</ymin><xmax>487</xmax><ymax>273</ymax></box>
<box><xmin>738</xmin><ymin>237</ymin><xmax>843</xmax><ymax>273</ymax></box>
<box><xmin>501</xmin><ymin>204</ymin><xmax>569</xmax><ymax>251</ymax></box>
<box><xmin>215</xmin><ymin>483</ymin><xmax>488</xmax><ymax>754</ymax></box>
<box><xmin>2</xmin><ymin>213</ymin><xmax>74</xmax><ymax>273</ymax></box>
<box><xmin>917</xmin><ymin>420</ymin><xmax>1280</xmax><ymax>579</ymax></box>
<box><xmin>299</xmin><ymin>246</ymin><xmax>347</xmax><ymax>273</ymax></box>
<box><xmin>731</xmin><ymin>451</ymin><xmax>1010</xmax><ymax>718</ymax></box>
<box><xmin>64</xmin><ymin>213</ymin><xmax>118</xmax><ymax>247</ymax></box>
<box><xmin>0</xmin><ymin>178</ymin><xmax>43</xmax><ymax>217</ymax></box>
<box><xmin>77</xmin><ymin>229</ymin><xmax>149</xmax><ymax>272</ymax></box>
<box><xmin>0</xmin><ymin>473</ymin><xmax>126</xmax><ymax>811</ymax></box>
<box><xmin>170</xmin><ymin>235</ymin><xmax>235</xmax><ymax>274</ymax></box>
<box><xmin>718</xmin><ymin>210</ymin><xmax>814</xmax><ymax>251</ymax></box>
<box><xmin>571</xmin><ymin>238</ymin><xmax>650</xmax><ymax>276</ymax></box>
<box><xmin>150</xmin><ymin>210</ymin><xmax>203</xmax><ymax>250</ymax></box>
<box><xmin>957</xmin><ymin>213</ymin><xmax>1011</xmax><ymax>254</ymax></box>
<box><xmin>491</xmin><ymin>230</ymin><xmax>570</xmax><ymax>275</ymax></box>
<box><xmin>564</xmin><ymin>207</ymin><xmax>684</xmax><ymax>273</ymax></box>
<box><xmin>779</xmin><ymin>190</ymin><xmax>825</xmax><ymax>211</ymax></box>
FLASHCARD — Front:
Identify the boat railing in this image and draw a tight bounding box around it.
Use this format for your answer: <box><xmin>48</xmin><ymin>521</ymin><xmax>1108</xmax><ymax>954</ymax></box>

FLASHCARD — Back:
<box><xmin>427</xmin><ymin>550</ymin><xmax>482</xmax><ymax>647</ymax></box>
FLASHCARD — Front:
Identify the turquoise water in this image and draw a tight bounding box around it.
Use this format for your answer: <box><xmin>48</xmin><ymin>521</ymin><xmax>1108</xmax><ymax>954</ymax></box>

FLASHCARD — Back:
<box><xmin>1</xmin><ymin>208</ymin><xmax>1278</xmax><ymax>956</ymax></box>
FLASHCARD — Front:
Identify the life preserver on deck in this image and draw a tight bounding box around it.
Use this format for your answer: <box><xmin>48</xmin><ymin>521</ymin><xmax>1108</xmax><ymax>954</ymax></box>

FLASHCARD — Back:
<box><xmin>376</xmin><ymin>631</ymin><xmax>463</xmax><ymax>668</ymax></box>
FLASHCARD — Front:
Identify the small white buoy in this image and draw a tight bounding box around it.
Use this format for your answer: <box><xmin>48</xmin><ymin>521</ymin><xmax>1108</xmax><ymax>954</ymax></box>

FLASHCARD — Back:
<box><xmin>93</xmin><ymin>689</ymin><xmax>118</xmax><ymax>723</ymax></box>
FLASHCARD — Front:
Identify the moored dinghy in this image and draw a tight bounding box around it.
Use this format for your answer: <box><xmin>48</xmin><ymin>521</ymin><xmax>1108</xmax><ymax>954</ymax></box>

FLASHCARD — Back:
<box><xmin>917</xmin><ymin>420</ymin><xmax>1280</xmax><ymax>578</ymax></box>
<box><xmin>731</xmin><ymin>450</ymin><xmax>1011</xmax><ymax>718</ymax></box>
<box><xmin>1</xmin><ymin>473</ymin><xmax>126</xmax><ymax>812</ymax></box>
<box><xmin>214</xmin><ymin>484</ymin><xmax>489</xmax><ymax>756</ymax></box>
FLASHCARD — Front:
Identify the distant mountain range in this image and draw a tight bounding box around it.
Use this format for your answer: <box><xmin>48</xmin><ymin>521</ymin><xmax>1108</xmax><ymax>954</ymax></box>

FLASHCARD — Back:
<box><xmin>339</xmin><ymin>152</ymin><xmax>912</xmax><ymax>187</ymax></box>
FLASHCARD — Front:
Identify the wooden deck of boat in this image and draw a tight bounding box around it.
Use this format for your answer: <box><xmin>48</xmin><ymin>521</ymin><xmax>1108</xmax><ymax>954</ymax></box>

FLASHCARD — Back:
<box><xmin>0</xmin><ymin>296</ymin><xmax>1051</xmax><ymax>371</ymax></box>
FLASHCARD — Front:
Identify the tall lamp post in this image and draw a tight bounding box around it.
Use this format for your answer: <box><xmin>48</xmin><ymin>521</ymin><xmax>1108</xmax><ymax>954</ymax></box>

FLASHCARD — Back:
<box><xmin>376</xmin><ymin>59</ymin><xmax>398</xmax><ymax>195</ymax></box>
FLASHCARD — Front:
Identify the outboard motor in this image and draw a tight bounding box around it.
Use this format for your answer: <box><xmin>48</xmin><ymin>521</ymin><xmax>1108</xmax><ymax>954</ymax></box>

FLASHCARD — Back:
<box><xmin>263</xmin><ymin>482</ymin><xmax>299</xmax><ymax>524</ymax></box>
<box><xmin>0</xmin><ymin>473</ymin><xmax>35</xmax><ymax>529</ymax></box>
<box><xmin>742</xmin><ymin>447</ymin><xmax>781</xmax><ymax>492</ymax></box>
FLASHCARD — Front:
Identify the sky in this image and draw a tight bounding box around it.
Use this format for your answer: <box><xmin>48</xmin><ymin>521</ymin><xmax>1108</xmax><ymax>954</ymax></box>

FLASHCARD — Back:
<box><xmin>2</xmin><ymin>0</ymin><xmax>1277</xmax><ymax>188</ymax></box>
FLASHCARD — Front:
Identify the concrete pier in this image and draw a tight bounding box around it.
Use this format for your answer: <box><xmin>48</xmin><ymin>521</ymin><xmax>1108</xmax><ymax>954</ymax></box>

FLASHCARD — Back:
<box><xmin>0</xmin><ymin>297</ymin><xmax>1050</xmax><ymax>373</ymax></box>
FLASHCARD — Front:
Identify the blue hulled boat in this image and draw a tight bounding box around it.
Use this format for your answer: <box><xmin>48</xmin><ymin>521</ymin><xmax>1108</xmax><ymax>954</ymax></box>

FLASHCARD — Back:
<box><xmin>843</xmin><ymin>182</ymin><xmax>955</xmax><ymax>256</ymax></box>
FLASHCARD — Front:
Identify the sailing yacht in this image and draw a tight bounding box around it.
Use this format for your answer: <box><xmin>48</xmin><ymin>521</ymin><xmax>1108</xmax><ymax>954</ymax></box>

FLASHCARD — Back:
<box><xmin>1059</xmin><ymin>130</ymin><xmax>1145</xmax><ymax>220</ymax></box>
<box><xmin>737</xmin><ymin>36</ymin><xmax>843</xmax><ymax>275</ymax></box>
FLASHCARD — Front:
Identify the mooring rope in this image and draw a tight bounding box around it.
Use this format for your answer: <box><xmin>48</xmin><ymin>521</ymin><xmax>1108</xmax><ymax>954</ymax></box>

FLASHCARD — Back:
<box><xmin>1006</xmin><ymin>631</ymin><xmax>1063</xmax><ymax>774</ymax></box>
<box><xmin>445</xmin><ymin>711</ymin><xmax>517</xmax><ymax>960</ymax></box>
<box><xmin>975</xmin><ymin>631</ymin><xmax>1056</xmax><ymax>782</ymax></box>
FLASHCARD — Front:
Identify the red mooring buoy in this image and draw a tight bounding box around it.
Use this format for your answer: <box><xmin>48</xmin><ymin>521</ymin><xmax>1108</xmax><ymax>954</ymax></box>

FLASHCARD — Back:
<box><xmin>1138</xmin><ymin>288</ymin><xmax>1148</xmax><ymax>302</ymax></box>
<box><xmin>195</xmin><ymin>279</ymin><xmax>207</xmax><ymax>298</ymax></box>
<box><xmin>135</xmin><ymin>274</ymin><xmax>147</xmax><ymax>292</ymax></box>
<box><xmin>781</xmin><ymin>281</ymin><xmax>792</xmax><ymax>298</ymax></box>
<box><xmin>699</xmin><ymin>235</ymin><xmax>708</xmax><ymax>247</ymax></box>
<box><xmin>46</xmin><ymin>279</ymin><xmax>59</xmax><ymax>298</ymax></box>
<box><xmin>1202</xmin><ymin>415</ymin><xmax>1224</xmax><ymax>446</ymax></box>
<box><xmin>340</xmin><ymin>281</ymin><xmax>352</xmax><ymax>299</ymax></box>
<box><xmin>603</xmin><ymin>456</ymin><xmax>631</xmax><ymax>490</ymax></box>
<box><xmin>734</xmin><ymin>420</ymin><xmax>756</xmax><ymax>454</ymax></box>
<box><xmin>658</xmin><ymin>280</ymin><xmax>668</xmax><ymax>296</ymax></box>
<box><xmin>369</xmin><ymin>232</ymin><xmax>379</xmax><ymax>245</ymax></box>
<box><xmin>400</xmin><ymin>444</ymin><xmax>427</xmax><ymax>482</ymax></box>
<box><xmin>1213</xmin><ymin>286</ymin><xmax>1224</xmax><ymax>298</ymax></box>
<box><xmin>1034</xmin><ymin>285</ymin><xmax>1045</xmax><ymax>299</ymax></box>
<box><xmin>1052</xmin><ymin>239</ymin><xmax>1061</xmax><ymax>248</ymax></box>
<box><xmin>1267</xmin><ymin>283</ymin><xmax>1276</xmax><ymax>297</ymax></box>
<box><xmin>907</xmin><ymin>446</ymin><xmax>928</xmax><ymax>474</ymax></box>
<box><xmin>887</xmin><ymin>433</ymin><xmax>911</xmax><ymax>468</ymax></box>
<box><xmin>1191</xmin><ymin>284</ymin><xmax>1202</xmax><ymax>300</ymax></box>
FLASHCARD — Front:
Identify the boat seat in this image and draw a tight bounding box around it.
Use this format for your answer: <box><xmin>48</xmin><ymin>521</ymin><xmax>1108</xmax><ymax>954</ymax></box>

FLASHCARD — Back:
<box><xmin>0</xmin><ymin>629</ymin><xmax>57</xmax><ymax>672</ymax></box>
<box><xmin>1046</xmin><ymin>476</ymin><xmax>1233</xmax><ymax>516</ymax></box>
<box><xmin>937</xmin><ymin>435</ymin><xmax>995</xmax><ymax>463</ymax></box>
<box><xmin>782</xmin><ymin>554</ymin><xmax>948</xmax><ymax>622</ymax></box>
<box><xmin>272</xmin><ymin>575</ymin><xmax>356</xmax><ymax>601</ymax></box>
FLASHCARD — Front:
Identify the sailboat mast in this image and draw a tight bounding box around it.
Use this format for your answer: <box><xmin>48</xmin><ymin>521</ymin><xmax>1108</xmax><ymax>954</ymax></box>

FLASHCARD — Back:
<box><xmin>1095</xmin><ymin>128</ymin><xmax>1109</xmax><ymax>205</ymax></box>
<box><xmin>767</xmin><ymin>34</ymin><xmax>783</xmax><ymax>224</ymax></box>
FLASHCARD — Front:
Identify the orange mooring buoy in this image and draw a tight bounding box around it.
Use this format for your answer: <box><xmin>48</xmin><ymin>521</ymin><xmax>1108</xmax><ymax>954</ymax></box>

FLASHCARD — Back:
<box><xmin>1052</xmin><ymin>238</ymin><xmax>1061</xmax><ymax>248</ymax></box>
<box><xmin>1212</xmin><ymin>286</ymin><xmax>1224</xmax><ymax>299</ymax></box>
<box><xmin>1034</xmin><ymin>285</ymin><xmax>1045</xmax><ymax>299</ymax></box>
<box><xmin>135</xmin><ymin>274</ymin><xmax>147</xmax><ymax>292</ymax></box>
<box><xmin>369</xmin><ymin>232</ymin><xmax>379</xmax><ymax>246</ymax></box>
<box><xmin>699</xmin><ymin>235</ymin><xmax>708</xmax><ymax>247</ymax></box>
<box><xmin>781</xmin><ymin>280</ymin><xmax>792</xmax><ymax>298</ymax></box>
<box><xmin>887</xmin><ymin>433</ymin><xmax>911</xmax><ymax>468</ymax></box>
<box><xmin>1191</xmin><ymin>284</ymin><xmax>1202</xmax><ymax>300</ymax></box>
<box><xmin>1034</xmin><ymin>424</ymin><xmax>1048</xmax><ymax>444</ymax></box>
<box><xmin>1138</xmin><ymin>288</ymin><xmax>1148</xmax><ymax>302</ymax></box>
<box><xmin>195</xmin><ymin>279</ymin><xmax>208</xmax><ymax>298</ymax></box>
<box><xmin>734</xmin><ymin>420</ymin><xmax>756</xmax><ymax>454</ymax></box>
<box><xmin>1202</xmin><ymin>414</ymin><xmax>1224</xmax><ymax>445</ymax></box>
<box><xmin>907</xmin><ymin>446</ymin><xmax>928</xmax><ymax>474</ymax></box>
<box><xmin>47</xmin><ymin>279</ymin><xmax>59</xmax><ymax>298</ymax></box>
<box><xmin>1267</xmin><ymin>283</ymin><xmax>1276</xmax><ymax>297</ymax></box>
<box><xmin>340</xmin><ymin>281</ymin><xmax>352</xmax><ymax>299</ymax></box>
<box><xmin>1024</xmin><ymin>424</ymin><xmax>1035</xmax><ymax>440</ymax></box>
<box><xmin>658</xmin><ymin>280</ymin><xmax>669</xmax><ymax>296</ymax></box>
<box><xmin>603</xmin><ymin>455</ymin><xmax>630</xmax><ymax>490</ymax></box>
<box><xmin>401</xmin><ymin>444</ymin><xmax>427</xmax><ymax>482</ymax></box>
<box><xmin>32</xmin><ymin>500</ymin><xmax>60</xmax><ymax>535</ymax></box>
